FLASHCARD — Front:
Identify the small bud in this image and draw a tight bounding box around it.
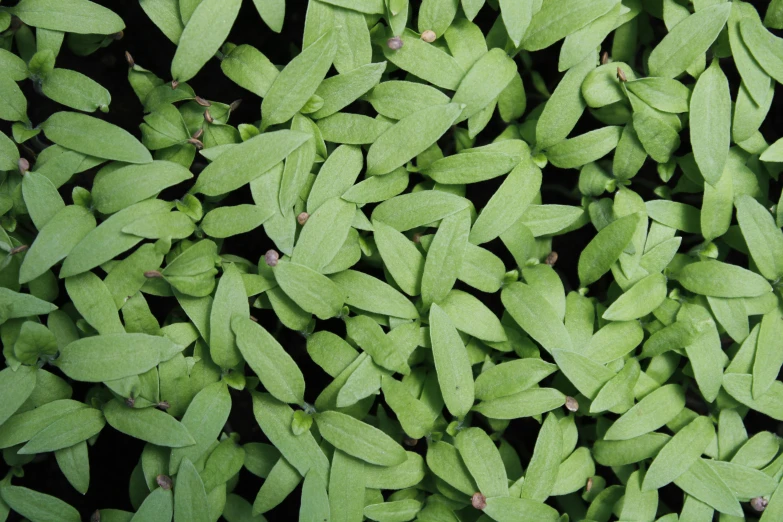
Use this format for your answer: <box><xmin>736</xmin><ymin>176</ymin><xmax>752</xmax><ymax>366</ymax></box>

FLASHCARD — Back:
<box><xmin>565</xmin><ymin>396</ymin><xmax>579</xmax><ymax>412</ymax></box>
<box><xmin>412</xmin><ymin>232</ymin><xmax>422</xmax><ymax>243</ymax></box>
<box><xmin>586</xmin><ymin>477</ymin><xmax>593</xmax><ymax>492</ymax></box>
<box><xmin>144</xmin><ymin>270</ymin><xmax>163</xmax><ymax>279</ymax></box>
<box><xmin>265</xmin><ymin>249</ymin><xmax>280</xmax><ymax>267</ymax></box>
<box><xmin>156</xmin><ymin>475</ymin><xmax>173</xmax><ymax>490</ymax></box>
<box><xmin>230</xmin><ymin>99</ymin><xmax>242</xmax><ymax>112</ymax></box>
<box><xmin>297</xmin><ymin>212</ymin><xmax>309</xmax><ymax>225</ymax></box>
<box><xmin>751</xmin><ymin>497</ymin><xmax>768</xmax><ymax>512</ymax></box>
<box><xmin>471</xmin><ymin>492</ymin><xmax>487</xmax><ymax>510</ymax></box>
<box><xmin>113</xmin><ymin>30</ymin><xmax>124</xmax><ymax>40</ymax></box>
<box><xmin>18</xmin><ymin>158</ymin><xmax>29</xmax><ymax>174</ymax></box>
<box><xmin>403</xmin><ymin>437</ymin><xmax>418</xmax><ymax>447</ymax></box>
<box><xmin>204</xmin><ymin>109</ymin><xmax>214</xmax><ymax>123</ymax></box>
<box><xmin>187</xmin><ymin>137</ymin><xmax>204</xmax><ymax>150</ymax></box>
<box><xmin>249</xmin><ymin>315</ymin><xmax>259</xmax><ymax>323</ymax></box>
<box><xmin>195</xmin><ymin>96</ymin><xmax>211</xmax><ymax>107</ymax></box>
<box><xmin>192</xmin><ymin>128</ymin><xmax>204</xmax><ymax>140</ymax></box>
<box><xmin>616</xmin><ymin>67</ymin><xmax>627</xmax><ymax>82</ymax></box>
<box><xmin>125</xmin><ymin>51</ymin><xmax>135</xmax><ymax>67</ymax></box>
<box><xmin>601</xmin><ymin>51</ymin><xmax>609</xmax><ymax>65</ymax></box>
<box><xmin>171</xmin><ymin>80</ymin><xmax>179</xmax><ymax>90</ymax></box>
<box><xmin>421</xmin><ymin>30</ymin><xmax>437</xmax><ymax>43</ymax></box>
<box><xmin>90</xmin><ymin>510</ymin><xmax>101</xmax><ymax>522</ymax></box>
<box><xmin>387</xmin><ymin>36</ymin><xmax>404</xmax><ymax>50</ymax></box>
<box><xmin>9</xmin><ymin>245</ymin><xmax>28</xmax><ymax>256</ymax></box>
<box><xmin>545</xmin><ymin>251</ymin><xmax>558</xmax><ymax>266</ymax></box>
<box><xmin>156</xmin><ymin>401</ymin><xmax>170</xmax><ymax>411</ymax></box>
<box><xmin>125</xmin><ymin>396</ymin><xmax>135</xmax><ymax>408</ymax></box>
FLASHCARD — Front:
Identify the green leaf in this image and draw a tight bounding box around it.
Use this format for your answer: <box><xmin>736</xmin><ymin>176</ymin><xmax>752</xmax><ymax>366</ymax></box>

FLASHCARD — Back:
<box><xmin>690</xmin><ymin>60</ymin><xmax>731</xmax><ymax>185</ymax></box>
<box><xmin>552</xmin><ymin>349</ymin><xmax>615</xmax><ymax>399</ymax></box>
<box><xmin>456</xmin><ymin>427</ymin><xmax>508</xmax><ymax>497</ymax></box>
<box><xmin>220</xmin><ymin>44</ymin><xmax>279</xmax><ymax>98</ymax></box>
<box><xmin>472</xmin><ymin>387</ymin><xmax>566</xmax><ymax>419</ymax></box>
<box><xmin>65</xmin><ymin>271</ymin><xmax>124</xmax><ymax>335</ymax></box>
<box><xmin>41</xmin><ymin>112</ymin><xmax>152</xmax><ymax>164</ymax></box>
<box><xmin>752</xmin><ymin>306</ymin><xmax>783</xmax><ymax>399</ymax></box>
<box><xmin>365</xmin><ymin>451</ymin><xmax>425</xmax><ymax>490</ymax></box>
<box><xmin>140</xmin><ymin>0</ymin><xmax>182</xmax><ymax>44</ymax></box>
<box><xmin>345</xmin><ymin>315</ymin><xmax>410</xmax><ymax>375</ymax></box>
<box><xmin>727</xmin><ymin>2</ymin><xmax>770</xmax><ymax>106</ymax></box>
<box><xmin>41</xmin><ymin>68</ymin><xmax>111</xmax><ymax>113</ymax></box>
<box><xmin>251</xmin><ymin>392</ymin><xmax>330</xmax><ymax>480</ymax></box>
<box><xmin>740</xmin><ymin>15</ymin><xmax>783</xmax><ymax>85</ymax></box>
<box><xmin>546</xmin><ymin>126</ymin><xmax>623</xmax><ymax>169</ymax></box>
<box><xmin>673</xmin><ymin>458</ymin><xmax>743</xmax><ymax>516</ymax></box>
<box><xmin>366</xmin><ymin>103</ymin><xmax>462</xmax><ymax>175</ymax></box>
<box><xmin>625</xmin><ymin>78</ymin><xmax>691</xmax><ymax>114</ymax></box>
<box><xmin>642</xmin><ymin>416</ymin><xmax>714</xmax><ymax>491</ymax></box>
<box><xmin>380</xmin><ymin>375</ymin><xmax>436</xmax><ymax>439</ymax></box>
<box><xmin>253</xmin><ymin>0</ymin><xmax>285</xmax><ymax>32</ymax></box>
<box><xmin>648</xmin><ymin>3</ymin><xmax>732</xmax><ymax>78</ymax></box>
<box><xmin>209</xmin><ymin>263</ymin><xmax>249</xmax><ymax>369</ymax></box>
<box><xmin>590</xmin><ymin>357</ymin><xmax>640</xmax><ymax>413</ymax></box>
<box><xmin>103</xmin><ymin>399</ymin><xmax>195</xmax><ymax>447</ymax></box>
<box><xmin>130</xmin><ymin>486</ymin><xmax>173</xmax><ymax>522</ymax></box>
<box><xmin>0</xmin><ymin>485</ymin><xmax>80</xmax><ymax>522</ymax></box>
<box><xmin>676</xmin><ymin>260</ymin><xmax>772</xmax><ymax>298</ymax></box>
<box><xmin>169</xmin><ymin>382</ymin><xmax>231</xmax><ymax>473</ymax></box>
<box><xmin>331</xmin><ymin>269</ymin><xmax>419</xmax><ymax>319</ymax></box>
<box><xmin>315</xmin><ymin>410</ymin><xmax>407</xmax><ymax>466</ymax></box>
<box><xmin>55</xmin><ymin>441</ymin><xmax>90</xmax><ymax>495</ymax></box>
<box><xmin>736</xmin><ymin>195</ymin><xmax>783</xmax><ymax>281</ymax></box>
<box><xmin>519</xmin><ymin>413</ymin><xmax>562</xmax><ymax>502</ymax></box>
<box><xmin>170</xmin><ymin>0</ymin><xmax>241</xmax><ymax>82</ymax></box>
<box><xmin>603</xmin><ymin>384</ymin><xmax>686</xmax><ymax>441</ymax></box>
<box><xmin>372</xmin><ymin>190</ymin><xmax>470</xmax><ymax>231</ymax></box>
<box><xmin>602</xmin><ymin>273</ymin><xmax>667</xmax><ymax>321</ymax></box>
<box><xmin>475</xmin><ymin>359</ymin><xmax>556</xmax><ymax>401</ymax></box>
<box><xmin>174</xmin><ymin>459</ymin><xmax>209</xmax><ymax>522</ymax></box>
<box><xmin>233</xmin><ymin>316</ymin><xmax>305</xmax><ymax>404</ymax></box>
<box><xmin>300</xmin><ymin>470</ymin><xmax>330</xmax><ymax>522</ymax></box>
<box><xmin>201</xmin><ymin>205</ymin><xmax>272</xmax><ymax>239</ymax></box>
<box><xmin>426</xmin><ymin>441</ymin><xmax>477</xmax><ymax>495</ymax></box>
<box><xmin>707</xmin><ymin>460</ymin><xmax>777</xmax><ymax>499</ymax></box>
<box><xmin>558</xmin><ymin>4</ymin><xmax>622</xmax><ymax>71</ymax></box>
<box><xmin>261</xmin><ymin>30</ymin><xmax>337</xmax><ymax>130</ymax></box>
<box><xmin>0</xmin><ymin>74</ymin><xmax>28</xmax><ymax>122</ymax></box>
<box><xmin>523</xmin><ymin>0</ymin><xmax>620</xmax><ymax>51</ymax></box>
<box><xmin>421</xmin><ymin>208</ymin><xmax>470</xmax><ymax>307</ymax></box>
<box><xmin>19</xmin><ymin>407</ymin><xmax>105</xmax><ymax>454</ymax></box>
<box><xmin>192</xmin><ymin>130</ymin><xmax>311</xmax><ymax>196</ymax></box>
<box><xmin>0</xmin><ymin>366</ymin><xmax>37</xmax><ymax>426</ymax></box>
<box><xmin>21</xmin><ymin>171</ymin><xmax>65</xmax><ymax>230</ymax></box>
<box><xmin>452</xmin><ymin>48</ymin><xmax>516</xmax><ymax>122</ymax></box>
<box><xmin>378</xmin><ymin>29</ymin><xmax>465</xmax><ymax>90</ymax></box>
<box><xmin>292</xmin><ymin>197</ymin><xmax>356</xmax><ymax>272</ymax></box>
<box><xmin>421</xmin><ymin>150</ymin><xmax>519</xmax><ymax>185</ymax></box>
<box><xmin>274</xmin><ymin>260</ymin><xmax>344</xmax><ymax>320</ymax></box>
<box><xmin>328</xmin><ymin>449</ymin><xmax>365</xmax><ymax>522</ymax></box>
<box><xmin>92</xmin><ymin>161</ymin><xmax>192</xmax><ymax>215</ymax></box>
<box><xmin>501</xmin><ymin>282</ymin><xmax>573</xmax><ymax>353</ymax></box>
<box><xmin>578</xmin><ymin>213</ymin><xmax>640</xmax><ymax>286</ymax></box>
<box><xmin>57</xmin><ymin>333</ymin><xmax>177</xmax><ymax>382</ymax></box>
<box><xmin>439</xmin><ymin>289</ymin><xmax>506</xmax><ymax>342</ymax></box>
<box><xmin>372</xmin><ymin>219</ymin><xmax>425</xmax><ymax>296</ymax></box>
<box><xmin>429</xmin><ymin>303</ymin><xmax>475</xmax><ymax>419</ymax></box>
<box><xmin>364</xmin><ymin>499</ymin><xmax>422</xmax><ymax>522</ymax></box>
<box><xmin>10</xmin><ymin>0</ymin><xmax>124</xmax><ymax>34</ymax></box>
<box><xmin>0</xmin><ymin>287</ymin><xmax>58</xmax><ymax>319</ymax></box>
<box><xmin>586</xmin><ymin>320</ymin><xmax>644</xmax><ymax>364</ymax></box>
<box><xmin>365</xmin><ymin>80</ymin><xmax>451</xmax><ymax>120</ymax></box>
<box><xmin>550</xmin><ymin>447</ymin><xmax>595</xmax><ymax>496</ymax></box>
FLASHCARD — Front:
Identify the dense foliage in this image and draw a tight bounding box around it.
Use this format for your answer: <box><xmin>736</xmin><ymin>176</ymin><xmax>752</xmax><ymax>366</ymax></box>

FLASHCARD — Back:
<box><xmin>2</xmin><ymin>0</ymin><xmax>783</xmax><ymax>520</ymax></box>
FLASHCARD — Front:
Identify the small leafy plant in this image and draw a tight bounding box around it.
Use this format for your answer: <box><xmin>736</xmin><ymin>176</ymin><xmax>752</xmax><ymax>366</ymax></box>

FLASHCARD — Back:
<box><xmin>1</xmin><ymin>0</ymin><xmax>783</xmax><ymax>520</ymax></box>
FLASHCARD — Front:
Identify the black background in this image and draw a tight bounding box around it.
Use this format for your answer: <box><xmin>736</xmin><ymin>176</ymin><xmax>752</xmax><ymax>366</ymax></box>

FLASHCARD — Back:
<box><xmin>3</xmin><ymin>0</ymin><xmax>783</xmax><ymax>519</ymax></box>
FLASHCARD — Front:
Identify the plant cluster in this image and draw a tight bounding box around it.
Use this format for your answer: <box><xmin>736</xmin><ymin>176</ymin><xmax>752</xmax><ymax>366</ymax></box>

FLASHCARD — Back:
<box><xmin>1</xmin><ymin>0</ymin><xmax>783</xmax><ymax>521</ymax></box>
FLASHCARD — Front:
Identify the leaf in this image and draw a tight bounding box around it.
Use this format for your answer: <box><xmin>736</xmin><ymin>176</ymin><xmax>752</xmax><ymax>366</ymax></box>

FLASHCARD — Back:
<box><xmin>378</xmin><ymin>29</ymin><xmax>465</xmax><ymax>90</ymax></box>
<box><xmin>421</xmin><ymin>208</ymin><xmax>470</xmax><ymax>307</ymax></box>
<box><xmin>345</xmin><ymin>315</ymin><xmax>410</xmax><ymax>375</ymax></box>
<box><xmin>590</xmin><ymin>357</ymin><xmax>641</xmax><ymax>413</ymax></box>
<box><xmin>307</xmin><ymin>145</ymin><xmax>363</xmax><ymax>211</ymax></box>
<box><xmin>170</xmin><ymin>0</ymin><xmax>241</xmax><ymax>82</ymax></box>
<box><xmin>472</xmin><ymin>388</ymin><xmax>566</xmax><ymax>419</ymax></box>
<box><xmin>201</xmin><ymin>205</ymin><xmax>272</xmax><ymax>239</ymax></box>
<box><xmin>429</xmin><ymin>303</ymin><xmax>475</xmax><ymax>419</ymax></box>
<box><xmin>300</xmin><ymin>470</ymin><xmax>330</xmax><ymax>522</ymax></box>
<box><xmin>253</xmin><ymin>0</ymin><xmax>285</xmax><ymax>32</ymax></box>
<box><xmin>174</xmin><ymin>460</ymin><xmax>209</xmax><ymax>522</ymax></box>
<box><xmin>373</xmin><ymin>219</ymin><xmax>425</xmax><ymax>296</ymax></box>
<box><xmin>752</xmin><ymin>306</ymin><xmax>783</xmax><ymax>399</ymax></box>
<box><xmin>130</xmin><ymin>487</ymin><xmax>173</xmax><ymax>522</ymax></box>
<box><xmin>648</xmin><ymin>3</ymin><xmax>732</xmax><ymax>78</ymax></box>
<box><xmin>452</xmin><ymin>48</ymin><xmax>516</xmax><ymax>122</ymax></box>
<box><xmin>10</xmin><ymin>0</ymin><xmax>124</xmax><ymax>34</ymax></box>
<box><xmin>500</xmin><ymin>0</ymin><xmax>533</xmax><ymax>47</ymax></box>
<box><xmin>676</xmin><ymin>260</ymin><xmax>772</xmax><ymax>298</ymax></box>
<box><xmin>92</xmin><ymin>161</ymin><xmax>192</xmax><ymax>215</ymax></box>
<box><xmin>364</xmin><ymin>451</ymin><xmax>425</xmax><ymax>490</ymax></box>
<box><xmin>603</xmin><ymin>384</ymin><xmax>686</xmax><ymax>441</ymax></box>
<box><xmin>690</xmin><ymin>60</ymin><xmax>731</xmax><ymax>185</ymax></box>
<box><xmin>65</xmin><ymin>272</ymin><xmax>124</xmax><ymax>335</ymax></box>
<box><xmin>578</xmin><ymin>213</ymin><xmax>640</xmax><ymax>286</ymax></box>
<box><xmin>292</xmin><ymin>197</ymin><xmax>356</xmax><ymax>272</ymax></box>
<box><xmin>103</xmin><ymin>399</ymin><xmax>195</xmax><ymax>447</ymax></box>
<box><xmin>273</xmin><ymin>260</ymin><xmax>344</xmax><ymax>320</ymax></box>
<box><xmin>19</xmin><ymin>407</ymin><xmax>105</xmax><ymax>454</ymax></box>
<box><xmin>191</xmin><ymin>130</ymin><xmax>311</xmax><ymax>196</ymax></box>
<box><xmin>364</xmin><ymin>499</ymin><xmax>422</xmax><ymax>522</ymax></box>
<box><xmin>139</xmin><ymin>0</ymin><xmax>182</xmax><ymax>44</ymax></box>
<box><xmin>559</xmin><ymin>4</ymin><xmax>621</xmax><ymax>71</ymax></box>
<box><xmin>220</xmin><ymin>44</ymin><xmax>279</xmax><ymax>98</ymax></box>
<box><xmin>169</xmin><ymin>382</ymin><xmax>231</xmax><ymax>473</ymax></box>
<box><xmin>523</xmin><ymin>0</ymin><xmax>620</xmax><ymax>51</ymax></box>
<box><xmin>546</xmin><ymin>126</ymin><xmax>623</xmax><ymax>169</ymax></box>
<box><xmin>418</xmin><ymin>0</ymin><xmax>458</xmax><ymax>36</ymax></box>
<box><xmin>602</xmin><ymin>273</ymin><xmax>667</xmax><ymax>321</ymax></box>
<box><xmin>328</xmin><ymin>449</ymin><xmax>365</xmax><ymax>522</ymax></box>
<box><xmin>41</xmin><ymin>112</ymin><xmax>151</xmax><ymax>164</ymax></box>
<box><xmin>550</xmin><ymin>447</ymin><xmax>595</xmax><ymax>496</ymax></box>
<box><xmin>519</xmin><ymin>413</ymin><xmax>562</xmax><ymax>502</ymax></box>
<box><xmin>40</xmin><ymin>68</ymin><xmax>111</xmax><ymax>113</ymax></box>
<box><xmin>251</xmin><ymin>392</ymin><xmax>330</xmax><ymax>480</ymax></box>
<box><xmin>232</xmin><ymin>316</ymin><xmax>305</xmax><ymax>404</ymax></box>
<box><xmin>55</xmin><ymin>441</ymin><xmax>90</xmax><ymax>495</ymax></box>
<box><xmin>209</xmin><ymin>263</ymin><xmax>249</xmax><ymax>369</ymax></box>
<box><xmin>728</xmin><ymin>1</ymin><xmax>770</xmax><ymax>106</ymax></box>
<box><xmin>315</xmin><ymin>410</ymin><xmax>407</xmax><ymax>466</ymax></box>
<box><xmin>736</xmin><ymin>195</ymin><xmax>783</xmax><ymax>281</ymax></box>
<box><xmin>673</xmin><ymin>458</ymin><xmax>743</xmax><ymax>516</ymax></box>
<box><xmin>380</xmin><ymin>375</ymin><xmax>436</xmax><ymax>439</ymax></box>
<box><xmin>426</xmin><ymin>441</ymin><xmax>477</xmax><ymax>494</ymax></box>
<box><xmin>455</xmin><ymin>427</ymin><xmax>508</xmax><ymax>497</ymax></box>
<box><xmin>365</xmin><ymin>80</ymin><xmax>451</xmax><ymax>120</ymax></box>
<box><xmin>422</xmin><ymin>151</ymin><xmax>519</xmax><ymax>185</ymax></box>
<box><xmin>330</xmin><ymin>269</ymin><xmax>419</xmax><ymax>319</ymax></box>
<box><xmin>552</xmin><ymin>349</ymin><xmax>615</xmax><ymax>399</ymax></box>
<box><xmin>483</xmin><ymin>496</ymin><xmax>559</xmax><ymax>522</ymax></box>
<box><xmin>536</xmin><ymin>51</ymin><xmax>596</xmax><ymax>150</ymax></box>
<box><xmin>439</xmin><ymin>289</ymin><xmax>506</xmax><ymax>342</ymax></box>
<box><xmin>0</xmin><ymin>400</ymin><xmax>87</xmax><ymax>449</ymax></box>
<box><xmin>707</xmin><ymin>460</ymin><xmax>777</xmax><ymax>499</ymax></box>
<box><xmin>740</xmin><ymin>15</ymin><xmax>783</xmax><ymax>84</ymax></box>
<box><xmin>372</xmin><ymin>190</ymin><xmax>470</xmax><ymax>231</ymax></box>
<box><xmin>0</xmin><ymin>288</ymin><xmax>58</xmax><ymax>319</ymax></box>
<box><xmin>261</xmin><ymin>30</ymin><xmax>337</xmax><ymax>130</ymax></box>
<box><xmin>0</xmin><ymin>485</ymin><xmax>80</xmax><ymax>522</ymax></box>
<box><xmin>642</xmin><ymin>416</ymin><xmax>714</xmax><ymax>491</ymax></box>
<box><xmin>626</xmin><ymin>77</ymin><xmax>691</xmax><ymax>113</ymax></box>
<box><xmin>474</xmin><ymin>359</ymin><xmax>556</xmax><ymax>401</ymax></box>
<box><xmin>501</xmin><ymin>282</ymin><xmax>573</xmax><ymax>352</ymax></box>
<box><xmin>0</xmin><ymin>366</ymin><xmax>37</xmax><ymax>426</ymax></box>
<box><xmin>366</xmin><ymin>103</ymin><xmax>462</xmax><ymax>175</ymax></box>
